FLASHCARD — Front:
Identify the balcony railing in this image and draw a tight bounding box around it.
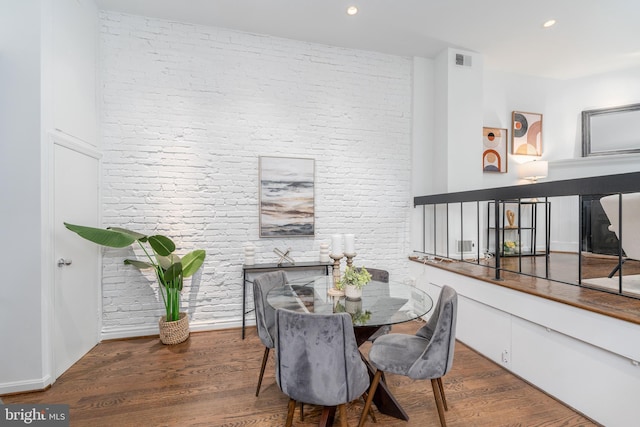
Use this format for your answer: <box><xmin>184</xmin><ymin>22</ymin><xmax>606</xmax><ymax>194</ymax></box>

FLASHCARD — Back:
<box><xmin>413</xmin><ymin>171</ymin><xmax>640</xmax><ymax>299</ymax></box>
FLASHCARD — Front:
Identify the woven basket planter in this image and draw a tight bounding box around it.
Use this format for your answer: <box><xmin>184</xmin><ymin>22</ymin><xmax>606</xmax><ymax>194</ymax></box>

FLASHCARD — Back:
<box><xmin>159</xmin><ymin>312</ymin><xmax>190</xmax><ymax>345</ymax></box>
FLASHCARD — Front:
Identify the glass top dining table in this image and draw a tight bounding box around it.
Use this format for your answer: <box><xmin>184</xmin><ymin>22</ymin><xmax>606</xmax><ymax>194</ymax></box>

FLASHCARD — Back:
<box><xmin>267</xmin><ymin>275</ymin><xmax>434</xmax><ymax>329</ymax></box>
<box><xmin>267</xmin><ymin>275</ymin><xmax>434</xmax><ymax>422</ymax></box>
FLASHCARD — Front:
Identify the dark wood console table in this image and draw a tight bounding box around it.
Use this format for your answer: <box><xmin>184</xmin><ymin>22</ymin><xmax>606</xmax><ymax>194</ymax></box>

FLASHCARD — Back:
<box><xmin>241</xmin><ymin>261</ymin><xmax>332</xmax><ymax>338</ymax></box>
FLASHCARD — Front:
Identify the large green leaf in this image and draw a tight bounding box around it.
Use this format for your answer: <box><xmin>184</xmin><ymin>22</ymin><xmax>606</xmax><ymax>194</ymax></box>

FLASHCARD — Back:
<box><xmin>65</xmin><ymin>223</ymin><xmax>138</xmax><ymax>248</ymax></box>
<box><xmin>148</xmin><ymin>235</ymin><xmax>175</xmax><ymax>256</ymax></box>
<box><xmin>156</xmin><ymin>253</ymin><xmax>181</xmax><ymax>270</ymax></box>
<box><xmin>108</xmin><ymin>227</ymin><xmax>147</xmax><ymax>241</ymax></box>
<box><xmin>181</xmin><ymin>250</ymin><xmax>206</xmax><ymax>277</ymax></box>
<box><xmin>124</xmin><ymin>259</ymin><xmax>154</xmax><ymax>270</ymax></box>
<box><xmin>163</xmin><ymin>262</ymin><xmax>183</xmax><ymax>288</ymax></box>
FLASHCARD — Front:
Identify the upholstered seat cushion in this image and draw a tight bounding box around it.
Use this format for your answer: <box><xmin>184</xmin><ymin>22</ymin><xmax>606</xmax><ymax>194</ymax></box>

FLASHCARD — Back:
<box><xmin>368</xmin><ymin>333</ymin><xmax>429</xmax><ymax>376</ymax></box>
<box><xmin>369</xmin><ymin>286</ymin><xmax>457</xmax><ymax>381</ymax></box>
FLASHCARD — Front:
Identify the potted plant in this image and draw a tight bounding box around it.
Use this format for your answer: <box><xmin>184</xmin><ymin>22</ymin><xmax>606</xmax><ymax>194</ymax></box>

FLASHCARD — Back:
<box><xmin>64</xmin><ymin>223</ymin><xmax>206</xmax><ymax>344</ymax></box>
<box><xmin>503</xmin><ymin>240</ymin><xmax>519</xmax><ymax>255</ymax></box>
<box><xmin>337</xmin><ymin>265</ymin><xmax>372</xmax><ymax>300</ymax></box>
<box><xmin>334</xmin><ymin>300</ymin><xmax>372</xmax><ymax>326</ymax></box>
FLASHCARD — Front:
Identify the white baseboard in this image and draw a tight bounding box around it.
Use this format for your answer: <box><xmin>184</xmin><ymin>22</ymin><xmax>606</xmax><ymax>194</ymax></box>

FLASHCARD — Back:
<box><xmin>0</xmin><ymin>375</ymin><xmax>52</xmax><ymax>395</ymax></box>
<box><xmin>100</xmin><ymin>318</ymin><xmax>245</xmax><ymax>341</ymax></box>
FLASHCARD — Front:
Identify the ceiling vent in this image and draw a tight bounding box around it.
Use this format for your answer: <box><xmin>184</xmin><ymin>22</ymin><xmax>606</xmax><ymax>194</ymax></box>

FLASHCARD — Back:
<box><xmin>455</xmin><ymin>53</ymin><xmax>472</xmax><ymax>67</ymax></box>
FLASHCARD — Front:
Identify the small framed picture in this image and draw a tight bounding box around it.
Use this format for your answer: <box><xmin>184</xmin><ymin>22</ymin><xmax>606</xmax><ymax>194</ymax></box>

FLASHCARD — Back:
<box><xmin>482</xmin><ymin>127</ymin><xmax>508</xmax><ymax>173</ymax></box>
<box><xmin>512</xmin><ymin>111</ymin><xmax>543</xmax><ymax>156</ymax></box>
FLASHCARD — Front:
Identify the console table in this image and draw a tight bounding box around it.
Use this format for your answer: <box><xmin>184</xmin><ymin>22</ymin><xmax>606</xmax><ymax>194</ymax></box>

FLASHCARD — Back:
<box><xmin>241</xmin><ymin>261</ymin><xmax>332</xmax><ymax>338</ymax></box>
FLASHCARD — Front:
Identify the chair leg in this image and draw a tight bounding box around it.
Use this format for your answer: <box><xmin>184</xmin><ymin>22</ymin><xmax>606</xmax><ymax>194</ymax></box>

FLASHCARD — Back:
<box><xmin>608</xmin><ymin>259</ymin><xmax>626</xmax><ymax>278</ymax></box>
<box><xmin>358</xmin><ymin>370</ymin><xmax>383</xmax><ymax>427</ymax></box>
<box><xmin>431</xmin><ymin>378</ymin><xmax>447</xmax><ymax>427</ymax></box>
<box><xmin>300</xmin><ymin>402</ymin><xmax>304</xmax><ymax>421</ymax></box>
<box><xmin>436</xmin><ymin>377</ymin><xmax>448</xmax><ymax>411</ymax></box>
<box><xmin>285</xmin><ymin>398</ymin><xmax>296</xmax><ymax>427</ymax></box>
<box><xmin>361</xmin><ymin>393</ymin><xmax>377</xmax><ymax>423</ymax></box>
<box><xmin>255</xmin><ymin>347</ymin><xmax>270</xmax><ymax>397</ymax></box>
<box><xmin>338</xmin><ymin>404</ymin><xmax>348</xmax><ymax>427</ymax></box>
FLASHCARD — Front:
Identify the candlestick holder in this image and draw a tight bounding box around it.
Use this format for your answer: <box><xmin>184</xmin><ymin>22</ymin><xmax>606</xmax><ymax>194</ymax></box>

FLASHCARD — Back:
<box><xmin>319</xmin><ymin>243</ymin><xmax>330</xmax><ymax>263</ymax></box>
<box><xmin>344</xmin><ymin>252</ymin><xmax>357</xmax><ymax>268</ymax></box>
<box><xmin>329</xmin><ymin>253</ymin><xmax>344</xmax><ymax>293</ymax></box>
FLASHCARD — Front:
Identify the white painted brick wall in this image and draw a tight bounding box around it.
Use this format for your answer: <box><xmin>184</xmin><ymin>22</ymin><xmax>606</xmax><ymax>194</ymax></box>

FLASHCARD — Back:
<box><xmin>99</xmin><ymin>11</ymin><xmax>413</xmax><ymax>337</ymax></box>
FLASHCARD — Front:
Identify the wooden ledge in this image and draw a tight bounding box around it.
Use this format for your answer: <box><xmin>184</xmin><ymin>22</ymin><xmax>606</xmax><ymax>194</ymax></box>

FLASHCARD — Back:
<box><xmin>410</xmin><ymin>256</ymin><xmax>640</xmax><ymax>326</ymax></box>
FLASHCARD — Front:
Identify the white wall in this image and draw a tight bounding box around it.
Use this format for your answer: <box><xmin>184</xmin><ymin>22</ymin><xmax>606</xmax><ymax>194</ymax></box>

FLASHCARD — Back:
<box><xmin>410</xmin><ymin>57</ymin><xmax>435</xmax><ymax>254</ymax></box>
<box><xmin>483</xmin><ymin>65</ymin><xmax>640</xmax><ymax>184</ymax></box>
<box><xmin>0</xmin><ymin>0</ymin><xmax>45</xmax><ymax>393</ymax></box>
<box><xmin>0</xmin><ymin>0</ymin><xmax>100</xmax><ymax>395</ymax></box>
<box><xmin>480</xmin><ymin>67</ymin><xmax>640</xmax><ymax>251</ymax></box>
<box><xmin>443</xmin><ymin>49</ymin><xmax>484</xmax><ymax>193</ymax></box>
<box><xmin>98</xmin><ymin>12</ymin><xmax>414</xmax><ymax>337</ymax></box>
<box><xmin>411</xmin><ymin>62</ymin><xmax>640</xmax><ymax>255</ymax></box>
<box><xmin>50</xmin><ymin>0</ymin><xmax>98</xmax><ymax>146</ymax></box>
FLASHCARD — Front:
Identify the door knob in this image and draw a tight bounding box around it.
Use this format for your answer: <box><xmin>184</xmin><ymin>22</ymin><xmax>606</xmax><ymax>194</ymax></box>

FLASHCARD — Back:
<box><xmin>57</xmin><ymin>258</ymin><xmax>72</xmax><ymax>267</ymax></box>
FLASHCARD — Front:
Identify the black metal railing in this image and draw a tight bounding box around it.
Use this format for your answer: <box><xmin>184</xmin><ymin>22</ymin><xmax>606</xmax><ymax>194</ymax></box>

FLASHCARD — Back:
<box><xmin>413</xmin><ymin>171</ymin><xmax>640</xmax><ymax>298</ymax></box>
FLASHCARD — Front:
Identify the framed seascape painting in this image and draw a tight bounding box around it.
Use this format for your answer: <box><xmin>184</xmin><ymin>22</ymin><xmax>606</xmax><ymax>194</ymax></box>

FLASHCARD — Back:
<box><xmin>259</xmin><ymin>156</ymin><xmax>315</xmax><ymax>237</ymax></box>
<box><xmin>512</xmin><ymin>111</ymin><xmax>543</xmax><ymax>156</ymax></box>
<box><xmin>482</xmin><ymin>127</ymin><xmax>508</xmax><ymax>173</ymax></box>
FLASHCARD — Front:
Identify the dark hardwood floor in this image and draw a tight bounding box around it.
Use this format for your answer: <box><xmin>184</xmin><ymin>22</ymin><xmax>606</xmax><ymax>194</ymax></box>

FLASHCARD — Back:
<box><xmin>2</xmin><ymin>321</ymin><xmax>598</xmax><ymax>426</ymax></box>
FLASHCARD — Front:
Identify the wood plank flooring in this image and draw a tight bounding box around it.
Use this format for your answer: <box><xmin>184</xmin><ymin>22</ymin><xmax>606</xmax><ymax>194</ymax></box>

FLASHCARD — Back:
<box><xmin>2</xmin><ymin>321</ymin><xmax>598</xmax><ymax>427</ymax></box>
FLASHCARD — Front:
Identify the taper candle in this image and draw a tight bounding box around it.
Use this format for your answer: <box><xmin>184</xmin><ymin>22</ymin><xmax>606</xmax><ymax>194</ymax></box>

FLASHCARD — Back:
<box><xmin>331</xmin><ymin>234</ymin><xmax>343</xmax><ymax>255</ymax></box>
<box><xmin>344</xmin><ymin>234</ymin><xmax>355</xmax><ymax>254</ymax></box>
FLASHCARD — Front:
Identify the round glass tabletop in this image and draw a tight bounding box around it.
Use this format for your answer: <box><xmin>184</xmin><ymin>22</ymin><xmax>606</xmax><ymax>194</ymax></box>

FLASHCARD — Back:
<box><xmin>267</xmin><ymin>275</ymin><xmax>433</xmax><ymax>327</ymax></box>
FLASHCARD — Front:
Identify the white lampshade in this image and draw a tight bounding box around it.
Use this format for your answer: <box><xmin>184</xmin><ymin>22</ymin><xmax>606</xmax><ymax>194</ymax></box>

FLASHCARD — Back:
<box><xmin>519</xmin><ymin>160</ymin><xmax>548</xmax><ymax>183</ymax></box>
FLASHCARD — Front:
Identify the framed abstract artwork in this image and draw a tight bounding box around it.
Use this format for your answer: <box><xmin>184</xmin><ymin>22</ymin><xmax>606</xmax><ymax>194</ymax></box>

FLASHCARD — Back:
<box><xmin>512</xmin><ymin>111</ymin><xmax>543</xmax><ymax>156</ymax></box>
<box><xmin>482</xmin><ymin>127</ymin><xmax>508</xmax><ymax>173</ymax></box>
<box><xmin>259</xmin><ymin>156</ymin><xmax>315</xmax><ymax>237</ymax></box>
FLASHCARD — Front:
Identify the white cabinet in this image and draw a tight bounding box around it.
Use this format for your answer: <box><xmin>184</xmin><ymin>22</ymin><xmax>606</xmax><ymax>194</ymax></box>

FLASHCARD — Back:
<box><xmin>412</xmin><ymin>262</ymin><xmax>640</xmax><ymax>427</ymax></box>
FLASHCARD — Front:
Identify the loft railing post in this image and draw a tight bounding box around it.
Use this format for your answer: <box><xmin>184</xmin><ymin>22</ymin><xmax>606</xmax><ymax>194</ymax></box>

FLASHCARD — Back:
<box><xmin>422</xmin><ymin>204</ymin><xmax>426</xmax><ymax>254</ymax></box>
<box><xmin>476</xmin><ymin>200</ymin><xmax>480</xmax><ymax>264</ymax></box>
<box><xmin>518</xmin><ymin>199</ymin><xmax>523</xmax><ymax>272</ymax></box>
<box><xmin>578</xmin><ymin>195</ymin><xmax>583</xmax><ymax>285</ymax></box>
<box><xmin>433</xmin><ymin>204</ymin><xmax>437</xmax><ymax>257</ymax></box>
<box><xmin>494</xmin><ymin>199</ymin><xmax>501</xmax><ymax>280</ymax></box>
<box><xmin>545</xmin><ymin>197</ymin><xmax>551</xmax><ymax>278</ymax></box>
<box><xmin>446</xmin><ymin>203</ymin><xmax>450</xmax><ymax>258</ymax></box>
<box><xmin>618</xmin><ymin>193</ymin><xmax>623</xmax><ymax>294</ymax></box>
<box><xmin>460</xmin><ymin>201</ymin><xmax>464</xmax><ymax>261</ymax></box>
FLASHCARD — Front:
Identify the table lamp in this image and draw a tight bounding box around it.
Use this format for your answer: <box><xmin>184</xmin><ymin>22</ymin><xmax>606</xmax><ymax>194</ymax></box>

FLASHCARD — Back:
<box><xmin>519</xmin><ymin>160</ymin><xmax>548</xmax><ymax>183</ymax></box>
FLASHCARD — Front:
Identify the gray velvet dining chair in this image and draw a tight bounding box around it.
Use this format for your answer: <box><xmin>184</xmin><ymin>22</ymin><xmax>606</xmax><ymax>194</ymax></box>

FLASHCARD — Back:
<box><xmin>275</xmin><ymin>308</ymin><xmax>370</xmax><ymax>427</ymax></box>
<box><xmin>358</xmin><ymin>285</ymin><xmax>458</xmax><ymax>427</ymax></box>
<box><xmin>361</xmin><ymin>268</ymin><xmax>391</xmax><ymax>341</ymax></box>
<box><xmin>253</xmin><ymin>270</ymin><xmax>288</xmax><ymax>397</ymax></box>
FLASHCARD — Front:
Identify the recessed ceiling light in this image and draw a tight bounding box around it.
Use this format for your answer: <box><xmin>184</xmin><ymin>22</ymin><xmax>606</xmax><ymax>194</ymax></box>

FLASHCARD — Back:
<box><xmin>543</xmin><ymin>19</ymin><xmax>557</xmax><ymax>28</ymax></box>
<box><xmin>347</xmin><ymin>6</ymin><xmax>358</xmax><ymax>16</ymax></box>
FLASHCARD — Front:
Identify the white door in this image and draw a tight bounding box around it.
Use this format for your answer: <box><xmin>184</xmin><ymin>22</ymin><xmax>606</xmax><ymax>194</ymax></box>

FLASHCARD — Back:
<box><xmin>53</xmin><ymin>143</ymin><xmax>100</xmax><ymax>378</ymax></box>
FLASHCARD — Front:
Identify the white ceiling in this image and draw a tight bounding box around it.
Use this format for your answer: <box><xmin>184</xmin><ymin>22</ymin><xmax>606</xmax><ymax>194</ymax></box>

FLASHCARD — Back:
<box><xmin>95</xmin><ymin>0</ymin><xmax>640</xmax><ymax>80</ymax></box>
